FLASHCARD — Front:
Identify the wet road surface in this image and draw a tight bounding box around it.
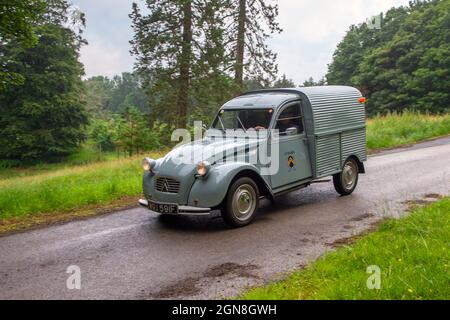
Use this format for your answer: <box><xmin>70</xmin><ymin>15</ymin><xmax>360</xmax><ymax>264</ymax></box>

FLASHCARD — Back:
<box><xmin>0</xmin><ymin>137</ymin><xmax>449</xmax><ymax>299</ymax></box>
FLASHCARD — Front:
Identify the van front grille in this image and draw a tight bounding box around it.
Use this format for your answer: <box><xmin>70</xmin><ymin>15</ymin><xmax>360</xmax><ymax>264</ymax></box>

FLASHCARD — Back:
<box><xmin>155</xmin><ymin>177</ymin><xmax>180</xmax><ymax>194</ymax></box>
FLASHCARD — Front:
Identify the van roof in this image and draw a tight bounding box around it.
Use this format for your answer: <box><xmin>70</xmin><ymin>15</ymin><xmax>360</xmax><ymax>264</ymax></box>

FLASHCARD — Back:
<box><xmin>222</xmin><ymin>92</ymin><xmax>299</xmax><ymax>109</ymax></box>
<box><xmin>222</xmin><ymin>86</ymin><xmax>360</xmax><ymax>109</ymax></box>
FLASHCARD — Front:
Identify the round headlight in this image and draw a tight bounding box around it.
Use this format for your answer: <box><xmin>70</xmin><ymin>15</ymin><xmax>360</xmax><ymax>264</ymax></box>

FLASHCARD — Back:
<box><xmin>196</xmin><ymin>161</ymin><xmax>211</xmax><ymax>177</ymax></box>
<box><xmin>142</xmin><ymin>157</ymin><xmax>156</xmax><ymax>171</ymax></box>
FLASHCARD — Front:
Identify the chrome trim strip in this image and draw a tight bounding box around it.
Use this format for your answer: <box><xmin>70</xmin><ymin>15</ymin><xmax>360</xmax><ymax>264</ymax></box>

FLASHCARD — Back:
<box><xmin>138</xmin><ymin>199</ymin><xmax>211</xmax><ymax>216</ymax></box>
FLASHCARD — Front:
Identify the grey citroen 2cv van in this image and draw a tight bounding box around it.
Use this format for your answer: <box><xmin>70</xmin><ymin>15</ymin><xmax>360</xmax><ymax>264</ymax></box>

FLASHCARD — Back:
<box><xmin>139</xmin><ymin>86</ymin><xmax>367</xmax><ymax>227</ymax></box>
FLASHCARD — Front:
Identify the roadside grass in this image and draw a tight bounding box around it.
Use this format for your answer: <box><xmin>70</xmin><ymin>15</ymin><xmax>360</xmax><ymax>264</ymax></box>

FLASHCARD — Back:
<box><xmin>0</xmin><ymin>144</ymin><xmax>118</xmax><ymax>180</ymax></box>
<box><xmin>241</xmin><ymin>198</ymin><xmax>450</xmax><ymax>300</ymax></box>
<box><xmin>0</xmin><ymin>151</ymin><xmax>164</xmax><ymax>232</ymax></box>
<box><xmin>367</xmin><ymin>111</ymin><xmax>450</xmax><ymax>150</ymax></box>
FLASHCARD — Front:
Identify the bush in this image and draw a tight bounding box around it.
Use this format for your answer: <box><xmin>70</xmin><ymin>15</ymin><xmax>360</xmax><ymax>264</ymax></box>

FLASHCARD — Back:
<box><xmin>89</xmin><ymin>118</ymin><xmax>117</xmax><ymax>152</ymax></box>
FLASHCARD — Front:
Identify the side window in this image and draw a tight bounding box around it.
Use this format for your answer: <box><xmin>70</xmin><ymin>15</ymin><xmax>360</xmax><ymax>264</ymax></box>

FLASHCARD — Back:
<box><xmin>275</xmin><ymin>104</ymin><xmax>304</xmax><ymax>135</ymax></box>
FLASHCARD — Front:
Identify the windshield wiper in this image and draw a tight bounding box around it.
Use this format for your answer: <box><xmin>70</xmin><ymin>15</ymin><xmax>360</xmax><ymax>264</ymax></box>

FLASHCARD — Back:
<box><xmin>236</xmin><ymin>115</ymin><xmax>247</xmax><ymax>133</ymax></box>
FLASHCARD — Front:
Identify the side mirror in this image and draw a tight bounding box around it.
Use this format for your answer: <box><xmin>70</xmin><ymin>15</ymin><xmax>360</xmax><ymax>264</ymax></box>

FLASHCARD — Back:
<box><xmin>285</xmin><ymin>127</ymin><xmax>298</xmax><ymax>136</ymax></box>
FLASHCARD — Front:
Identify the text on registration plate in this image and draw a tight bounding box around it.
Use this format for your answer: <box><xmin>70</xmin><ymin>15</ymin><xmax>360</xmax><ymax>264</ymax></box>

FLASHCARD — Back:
<box><xmin>148</xmin><ymin>201</ymin><xmax>178</xmax><ymax>214</ymax></box>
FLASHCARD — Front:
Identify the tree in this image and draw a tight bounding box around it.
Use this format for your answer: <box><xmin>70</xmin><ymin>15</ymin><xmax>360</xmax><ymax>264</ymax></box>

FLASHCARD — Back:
<box><xmin>0</xmin><ymin>2</ymin><xmax>88</xmax><ymax>161</ymax></box>
<box><xmin>89</xmin><ymin>118</ymin><xmax>116</xmax><ymax>152</ymax></box>
<box><xmin>83</xmin><ymin>76</ymin><xmax>114</xmax><ymax>118</ymax></box>
<box><xmin>326</xmin><ymin>0</ymin><xmax>449</xmax><ymax>115</ymax></box>
<box><xmin>0</xmin><ymin>0</ymin><xmax>47</xmax><ymax>89</ymax></box>
<box><xmin>110</xmin><ymin>73</ymin><xmax>149</xmax><ymax>114</ymax></box>
<box><xmin>114</xmin><ymin>107</ymin><xmax>160</xmax><ymax>156</ymax></box>
<box><xmin>189</xmin><ymin>0</ymin><xmax>238</xmax><ymax>125</ymax></box>
<box><xmin>229</xmin><ymin>0</ymin><xmax>282</xmax><ymax>93</ymax></box>
<box><xmin>302</xmin><ymin>76</ymin><xmax>326</xmax><ymax>87</ymax></box>
<box><xmin>84</xmin><ymin>73</ymin><xmax>150</xmax><ymax>117</ymax></box>
<box><xmin>273</xmin><ymin>74</ymin><xmax>296</xmax><ymax>88</ymax></box>
<box><xmin>130</xmin><ymin>0</ymin><xmax>196</xmax><ymax>129</ymax></box>
<box><xmin>130</xmin><ymin>0</ymin><xmax>283</xmax><ymax>130</ymax></box>
<box><xmin>326</xmin><ymin>6</ymin><xmax>409</xmax><ymax>87</ymax></box>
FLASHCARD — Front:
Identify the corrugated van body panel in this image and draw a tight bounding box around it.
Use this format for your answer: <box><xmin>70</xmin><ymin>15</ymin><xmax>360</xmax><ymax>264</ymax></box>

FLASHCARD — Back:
<box><xmin>315</xmin><ymin>134</ymin><xmax>341</xmax><ymax>177</ymax></box>
<box><xmin>306</xmin><ymin>88</ymin><xmax>365</xmax><ymax>135</ymax></box>
<box><xmin>301</xmin><ymin>86</ymin><xmax>366</xmax><ymax>177</ymax></box>
<box><xmin>341</xmin><ymin>128</ymin><xmax>367</xmax><ymax>163</ymax></box>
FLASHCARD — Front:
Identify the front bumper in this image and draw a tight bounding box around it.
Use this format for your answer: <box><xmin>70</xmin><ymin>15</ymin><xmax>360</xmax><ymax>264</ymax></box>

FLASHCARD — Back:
<box><xmin>138</xmin><ymin>199</ymin><xmax>211</xmax><ymax>216</ymax></box>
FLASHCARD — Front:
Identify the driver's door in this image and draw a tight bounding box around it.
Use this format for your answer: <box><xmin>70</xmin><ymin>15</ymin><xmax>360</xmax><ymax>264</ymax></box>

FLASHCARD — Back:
<box><xmin>270</xmin><ymin>102</ymin><xmax>312</xmax><ymax>189</ymax></box>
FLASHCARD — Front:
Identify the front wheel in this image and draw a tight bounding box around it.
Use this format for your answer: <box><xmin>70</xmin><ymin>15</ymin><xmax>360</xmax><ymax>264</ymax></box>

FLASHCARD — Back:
<box><xmin>221</xmin><ymin>177</ymin><xmax>259</xmax><ymax>227</ymax></box>
<box><xmin>333</xmin><ymin>158</ymin><xmax>359</xmax><ymax>196</ymax></box>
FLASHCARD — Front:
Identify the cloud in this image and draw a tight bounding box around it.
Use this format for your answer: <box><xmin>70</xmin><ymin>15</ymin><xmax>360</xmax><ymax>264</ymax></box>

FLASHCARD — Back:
<box><xmin>79</xmin><ymin>35</ymin><xmax>134</xmax><ymax>79</ymax></box>
<box><xmin>73</xmin><ymin>0</ymin><xmax>135</xmax><ymax>78</ymax></box>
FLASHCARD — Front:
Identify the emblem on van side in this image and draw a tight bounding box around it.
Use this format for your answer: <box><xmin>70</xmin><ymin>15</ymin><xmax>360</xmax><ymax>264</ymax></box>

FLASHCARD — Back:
<box><xmin>288</xmin><ymin>156</ymin><xmax>295</xmax><ymax>168</ymax></box>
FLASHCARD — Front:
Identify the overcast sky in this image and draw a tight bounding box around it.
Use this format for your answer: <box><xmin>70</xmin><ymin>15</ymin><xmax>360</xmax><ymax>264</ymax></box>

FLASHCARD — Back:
<box><xmin>73</xmin><ymin>0</ymin><xmax>411</xmax><ymax>85</ymax></box>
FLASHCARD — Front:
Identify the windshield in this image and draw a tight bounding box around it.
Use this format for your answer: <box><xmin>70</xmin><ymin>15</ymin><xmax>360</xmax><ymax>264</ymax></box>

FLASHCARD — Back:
<box><xmin>212</xmin><ymin>109</ymin><xmax>273</xmax><ymax>131</ymax></box>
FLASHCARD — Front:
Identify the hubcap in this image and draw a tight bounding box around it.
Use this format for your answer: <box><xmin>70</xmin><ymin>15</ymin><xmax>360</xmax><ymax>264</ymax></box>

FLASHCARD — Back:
<box><xmin>232</xmin><ymin>184</ymin><xmax>256</xmax><ymax>221</ymax></box>
<box><xmin>342</xmin><ymin>161</ymin><xmax>357</xmax><ymax>190</ymax></box>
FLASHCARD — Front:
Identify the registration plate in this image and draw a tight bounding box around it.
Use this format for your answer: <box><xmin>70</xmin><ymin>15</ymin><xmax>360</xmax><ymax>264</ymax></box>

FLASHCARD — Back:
<box><xmin>148</xmin><ymin>200</ymin><xmax>178</xmax><ymax>214</ymax></box>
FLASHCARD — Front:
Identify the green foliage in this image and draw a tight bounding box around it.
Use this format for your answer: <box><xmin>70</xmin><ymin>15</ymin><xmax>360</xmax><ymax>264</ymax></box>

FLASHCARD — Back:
<box><xmin>0</xmin><ymin>0</ymin><xmax>46</xmax><ymax>45</ymax></box>
<box><xmin>241</xmin><ymin>198</ymin><xmax>450</xmax><ymax>300</ymax></box>
<box><xmin>88</xmin><ymin>107</ymin><xmax>162</xmax><ymax>155</ymax></box>
<box><xmin>242</xmin><ymin>74</ymin><xmax>296</xmax><ymax>91</ymax></box>
<box><xmin>114</xmin><ymin>107</ymin><xmax>160</xmax><ymax>156</ymax></box>
<box><xmin>84</xmin><ymin>72</ymin><xmax>150</xmax><ymax>117</ymax></box>
<box><xmin>89</xmin><ymin>118</ymin><xmax>117</xmax><ymax>152</ymax></box>
<box><xmin>272</xmin><ymin>74</ymin><xmax>296</xmax><ymax>88</ymax></box>
<box><xmin>0</xmin><ymin>0</ymin><xmax>47</xmax><ymax>89</ymax></box>
<box><xmin>327</xmin><ymin>0</ymin><xmax>450</xmax><ymax>115</ymax></box>
<box><xmin>83</xmin><ymin>76</ymin><xmax>115</xmax><ymax>118</ymax></box>
<box><xmin>302</xmin><ymin>76</ymin><xmax>326</xmax><ymax>87</ymax></box>
<box><xmin>0</xmin><ymin>20</ymin><xmax>88</xmax><ymax>162</ymax></box>
<box><xmin>109</xmin><ymin>72</ymin><xmax>149</xmax><ymax>114</ymax></box>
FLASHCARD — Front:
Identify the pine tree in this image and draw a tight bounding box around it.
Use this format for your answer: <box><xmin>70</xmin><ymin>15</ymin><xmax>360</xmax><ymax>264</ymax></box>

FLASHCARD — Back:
<box><xmin>130</xmin><ymin>0</ymin><xmax>283</xmax><ymax>129</ymax></box>
<box><xmin>130</xmin><ymin>0</ymin><xmax>195</xmax><ymax>129</ymax></box>
<box><xmin>273</xmin><ymin>74</ymin><xmax>296</xmax><ymax>88</ymax></box>
<box><xmin>114</xmin><ymin>107</ymin><xmax>160</xmax><ymax>156</ymax></box>
<box><xmin>302</xmin><ymin>76</ymin><xmax>326</xmax><ymax>87</ymax></box>
<box><xmin>228</xmin><ymin>0</ymin><xmax>282</xmax><ymax>93</ymax></box>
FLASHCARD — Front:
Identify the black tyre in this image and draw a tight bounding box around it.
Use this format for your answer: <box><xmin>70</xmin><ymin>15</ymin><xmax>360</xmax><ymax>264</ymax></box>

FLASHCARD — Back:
<box><xmin>333</xmin><ymin>157</ymin><xmax>359</xmax><ymax>196</ymax></box>
<box><xmin>221</xmin><ymin>177</ymin><xmax>259</xmax><ymax>227</ymax></box>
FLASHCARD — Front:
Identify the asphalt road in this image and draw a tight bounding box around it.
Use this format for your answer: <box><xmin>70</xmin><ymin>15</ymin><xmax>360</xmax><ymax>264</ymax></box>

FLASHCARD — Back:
<box><xmin>1</xmin><ymin>137</ymin><xmax>449</xmax><ymax>299</ymax></box>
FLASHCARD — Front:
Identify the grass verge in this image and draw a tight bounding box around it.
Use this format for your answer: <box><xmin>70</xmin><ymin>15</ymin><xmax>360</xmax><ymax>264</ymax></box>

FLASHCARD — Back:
<box><xmin>367</xmin><ymin>111</ymin><xmax>450</xmax><ymax>150</ymax></box>
<box><xmin>0</xmin><ymin>151</ymin><xmax>164</xmax><ymax>233</ymax></box>
<box><xmin>241</xmin><ymin>198</ymin><xmax>450</xmax><ymax>300</ymax></box>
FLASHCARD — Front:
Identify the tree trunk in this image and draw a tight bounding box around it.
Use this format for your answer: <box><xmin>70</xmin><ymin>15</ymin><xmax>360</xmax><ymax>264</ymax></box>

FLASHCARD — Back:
<box><xmin>177</xmin><ymin>0</ymin><xmax>192</xmax><ymax>129</ymax></box>
<box><xmin>234</xmin><ymin>0</ymin><xmax>246</xmax><ymax>93</ymax></box>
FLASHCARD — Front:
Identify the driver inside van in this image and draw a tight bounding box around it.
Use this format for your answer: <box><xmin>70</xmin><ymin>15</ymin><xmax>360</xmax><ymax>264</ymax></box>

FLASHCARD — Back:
<box><xmin>248</xmin><ymin>109</ymin><xmax>272</xmax><ymax>131</ymax></box>
<box><xmin>276</xmin><ymin>106</ymin><xmax>302</xmax><ymax>135</ymax></box>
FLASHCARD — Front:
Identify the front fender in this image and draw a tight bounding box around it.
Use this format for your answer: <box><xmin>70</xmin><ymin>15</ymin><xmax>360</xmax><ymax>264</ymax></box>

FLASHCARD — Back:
<box><xmin>187</xmin><ymin>162</ymin><xmax>261</xmax><ymax>208</ymax></box>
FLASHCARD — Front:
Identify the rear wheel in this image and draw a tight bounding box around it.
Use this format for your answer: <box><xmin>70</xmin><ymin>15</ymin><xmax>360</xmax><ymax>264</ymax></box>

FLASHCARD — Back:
<box><xmin>333</xmin><ymin>158</ymin><xmax>359</xmax><ymax>196</ymax></box>
<box><xmin>222</xmin><ymin>177</ymin><xmax>259</xmax><ymax>227</ymax></box>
